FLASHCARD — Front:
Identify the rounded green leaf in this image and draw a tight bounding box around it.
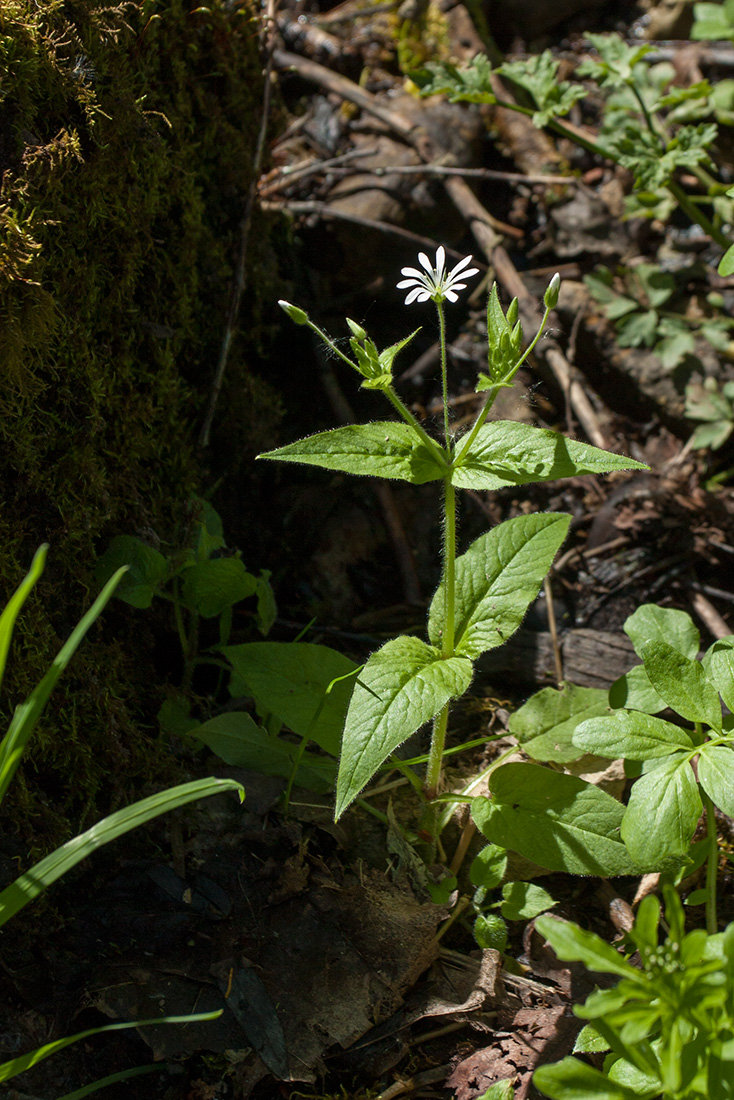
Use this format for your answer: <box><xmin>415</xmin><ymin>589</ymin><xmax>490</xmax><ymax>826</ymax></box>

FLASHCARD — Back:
<box><xmin>623</xmin><ymin>604</ymin><xmax>699</xmax><ymax>660</ymax></box>
<box><xmin>703</xmin><ymin>637</ymin><xmax>734</xmax><ymax>712</ymax></box>
<box><xmin>698</xmin><ymin>743</ymin><xmax>734</xmax><ymax>817</ymax></box>
<box><xmin>573</xmin><ymin>711</ymin><xmax>694</xmax><ymax>760</ymax></box>
<box><xmin>511</xmin><ymin>682</ymin><xmax>611</xmax><ymax>763</ymax></box>
<box><xmin>472</xmin><ymin>762</ymin><xmax>640</xmax><ymax>876</ymax></box>
<box><xmin>181</xmin><ymin>557</ymin><xmax>256</xmax><ymax>618</ymax></box>
<box><xmin>621</xmin><ymin>755</ymin><xmax>702</xmax><ymax>867</ymax></box>
<box><xmin>640</xmin><ymin>641</ymin><xmax>722</xmax><ymax>731</ymax></box>
<box><xmin>95</xmin><ymin>535</ymin><xmax>168</xmax><ymax>609</ymax></box>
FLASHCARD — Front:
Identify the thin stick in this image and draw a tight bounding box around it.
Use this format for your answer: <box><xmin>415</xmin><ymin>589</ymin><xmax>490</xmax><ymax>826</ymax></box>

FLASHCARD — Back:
<box><xmin>544</xmin><ymin>574</ymin><xmax>564</xmax><ymax>686</ymax></box>
<box><xmin>199</xmin><ymin>0</ymin><xmax>278</xmax><ymax>449</ymax></box>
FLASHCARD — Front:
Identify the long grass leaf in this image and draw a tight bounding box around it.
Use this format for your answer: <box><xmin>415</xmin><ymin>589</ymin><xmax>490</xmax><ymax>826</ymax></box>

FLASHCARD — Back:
<box><xmin>0</xmin><ymin>545</ymin><xmax>48</xmax><ymax>704</ymax></box>
<box><xmin>0</xmin><ymin>1010</ymin><xmax>222</xmax><ymax>1082</ymax></box>
<box><xmin>0</xmin><ymin>565</ymin><xmax>128</xmax><ymax>804</ymax></box>
<box><xmin>57</xmin><ymin>1062</ymin><xmax>162</xmax><ymax>1099</ymax></box>
<box><xmin>0</xmin><ymin>777</ymin><xmax>243</xmax><ymax>927</ymax></box>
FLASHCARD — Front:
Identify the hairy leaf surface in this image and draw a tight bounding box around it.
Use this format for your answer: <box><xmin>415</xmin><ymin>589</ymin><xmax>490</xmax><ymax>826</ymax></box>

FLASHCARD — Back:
<box><xmin>428</xmin><ymin>514</ymin><xmax>570</xmax><ymax>658</ymax></box>
<box><xmin>335</xmin><ymin>637</ymin><xmax>473</xmax><ymax>818</ymax></box>
<box><xmin>573</xmin><ymin>711</ymin><xmax>695</xmax><ymax>760</ymax></box>
<box><xmin>451</xmin><ymin>422</ymin><xmax>647</xmax><ymax>491</ymax></box>
<box><xmin>259</xmin><ymin>423</ymin><xmax>446</xmax><ymax>484</ymax></box>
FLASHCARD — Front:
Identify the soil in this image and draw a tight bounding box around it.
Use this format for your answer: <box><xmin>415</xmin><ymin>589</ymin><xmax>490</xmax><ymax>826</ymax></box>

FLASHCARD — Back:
<box><xmin>5</xmin><ymin>1</ymin><xmax>734</xmax><ymax>1098</ymax></box>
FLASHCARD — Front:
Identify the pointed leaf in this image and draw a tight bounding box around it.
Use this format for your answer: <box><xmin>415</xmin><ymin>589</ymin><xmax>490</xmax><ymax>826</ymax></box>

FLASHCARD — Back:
<box><xmin>698</xmin><ymin>744</ymin><xmax>734</xmax><ymax>817</ymax></box>
<box><xmin>535</xmin><ymin>914</ymin><xmax>638</xmax><ymax>979</ymax></box>
<box><xmin>573</xmin><ymin>711</ymin><xmax>695</xmax><ymax>760</ymax></box>
<box><xmin>624</xmin><ymin>604</ymin><xmax>700</xmax><ymax>660</ymax></box>
<box><xmin>472</xmin><ymin>763</ymin><xmax>640</xmax><ymax>876</ymax></box>
<box><xmin>510</xmin><ymin>682</ymin><xmax>609</xmax><ymax>763</ymax></box>
<box><xmin>428</xmin><ymin>513</ymin><xmax>571</xmax><ymax>659</ymax></box>
<box><xmin>640</xmin><ymin>640</ymin><xmax>722</xmax><ymax>730</ymax></box>
<box><xmin>0</xmin><ymin>544</ymin><xmax>48</xmax><ymax>699</ymax></box>
<box><xmin>335</xmin><ymin>637</ymin><xmax>472</xmax><ymax>817</ymax></box>
<box><xmin>621</xmin><ymin>754</ymin><xmax>701</xmax><ymax>867</ymax></box>
<box><xmin>703</xmin><ymin>636</ymin><xmax>734</xmax><ymax>712</ymax></box>
<box><xmin>223</xmin><ymin>642</ymin><xmax>356</xmax><ymax>754</ymax></box>
<box><xmin>189</xmin><ymin>712</ymin><xmax>334</xmax><ymax>792</ymax></box>
<box><xmin>259</xmin><ymin>423</ymin><xmax>446</xmax><ymax>485</ymax></box>
<box><xmin>451</xmin><ymin>422</ymin><xmax>647</xmax><ymax>492</ymax></box>
<box><xmin>533</xmin><ymin>1057</ymin><xmax>642</xmax><ymax>1100</ymax></box>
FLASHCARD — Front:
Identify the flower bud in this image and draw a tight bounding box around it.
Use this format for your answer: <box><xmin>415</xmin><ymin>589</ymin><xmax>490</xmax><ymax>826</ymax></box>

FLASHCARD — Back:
<box><xmin>278</xmin><ymin>300</ymin><xmax>309</xmax><ymax>325</ymax></box>
<box><xmin>506</xmin><ymin>297</ymin><xmax>519</xmax><ymax>326</ymax></box>
<box><xmin>544</xmin><ymin>273</ymin><xmax>561</xmax><ymax>310</ymax></box>
<box><xmin>346</xmin><ymin>318</ymin><xmax>367</xmax><ymax>341</ymax></box>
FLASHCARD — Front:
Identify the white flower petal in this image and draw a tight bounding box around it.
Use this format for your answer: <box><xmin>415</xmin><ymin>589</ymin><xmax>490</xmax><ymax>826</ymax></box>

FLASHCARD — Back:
<box><xmin>449</xmin><ymin>282</ymin><xmax>467</xmax><ymax>292</ymax></box>
<box><xmin>416</xmin><ymin>289</ymin><xmax>433</xmax><ymax>301</ymax></box>
<box><xmin>444</xmin><ymin>289</ymin><xmax>459</xmax><ymax>303</ymax></box>
<box><xmin>397</xmin><ymin>278</ymin><xmax>421</xmax><ymax>289</ymax></box>
<box><xmin>449</xmin><ymin>254</ymin><xmax>474</xmax><ymax>275</ymax></box>
<box><xmin>418</xmin><ymin>252</ymin><xmax>433</xmax><ymax>274</ymax></box>
<box><xmin>400</xmin><ymin>267</ymin><xmax>425</xmax><ymax>279</ymax></box>
<box><xmin>404</xmin><ymin>287</ymin><xmax>425</xmax><ymax>304</ymax></box>
<box><xmin>435</xmin><ymin>245</ymin><xmax>446</xmax><ymax>280</ymax></box>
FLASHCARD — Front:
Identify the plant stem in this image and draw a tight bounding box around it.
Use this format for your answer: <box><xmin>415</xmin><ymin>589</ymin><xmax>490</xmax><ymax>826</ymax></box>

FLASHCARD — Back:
<box><xmin>436</xmin><ymin>300</ymin><xmax>450</xmax><ymax>444</ymax></box>
<box><xmin>702</xmin><ymin>786</ymin><xmax>719</xmax><ymax>935</ymax></box>
<box><xmin>383</xmin><ymin>386</ymin><xmax>448</xmax><ymax>466</ymax></box>
<box><xmin>666</xmin><ymin>180</ymin><xmax>731</xmax><ymax>250</ymax></box>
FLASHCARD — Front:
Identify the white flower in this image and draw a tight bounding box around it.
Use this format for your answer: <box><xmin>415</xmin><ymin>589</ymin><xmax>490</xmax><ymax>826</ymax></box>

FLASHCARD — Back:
<box><xmin>397</xmin><ymin>246</ymin><xmax>479</xmax><ymax>305</ymax></box>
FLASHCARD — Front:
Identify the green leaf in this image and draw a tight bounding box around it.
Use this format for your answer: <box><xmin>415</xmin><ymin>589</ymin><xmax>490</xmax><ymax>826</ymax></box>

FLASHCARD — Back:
<box><xmin>510</xmin><ymin>682</ymin><xmax>610</xmax><ymax>763</ymax></box>
<box><xmin>500</xmin><ymin>880</ymin><xmax>556</xmax><ymax>921</ymax></box>
<box><xmin>0</xmin><ymin>545</ymin><xmax>48</xmax><ymax>699</ymax></box>
<box><xmin>689</xmin><ymin>419</ymin><xmax>734</xmax><ymax>451</ymax></box>
<box><xmin>428</xmin><ymin>513</ymin><xmax>571</xmax><ymax>659</ymax></box>
<box><xmin>259</xmin><ymin>423</ymin><xmax>446</xmax><ymax>484</ymax></box>
<box><xmin>609</xmin><ymin>665</ymin><xmax>667</xmax><ymax>714</ymax></box>
<box><xmin>472</xmin><ymin>763</ymin><xmax>640</xmax><ymax>876</ymax></box>
<box><xmin>574</xmin><ymin>1024</ymin><xmax>611</xmax><ymax>1054</ymax></box>
<box><xmin>698</xmin><ymin>744</ymin><xmax>734</xmax><ymax>817</ymax></box>
<box><xmin>95</xmin><ymin>535</ymin><xmax>168</xmax><ymax>608</ymax></box>
<box><xmin>640</xmin><ymin>640</ymin><xmax>722</xmax><ymax>730</ymax></box>
<box><xmin>655</xmin><ymin>329</ymin><xmax>695</xmax><ymax>370</ymax></box>
<box><xmin>535</xmin><ymin>914</ymin><xmax>638</xmax><ymax>979</ymax></box>
<box><xmin>0</xmin><ymin>778</ymin><xmax>244</xmax><ymax>928</ymax></box>
<box><xmin>635</xmin><ymin>264</ymin><xmax>676</xmax><ymax>308</ymax></box>
<box><xmin>616</xmin><ymin>310</ymin><xmax>659</xmax><ymax>349</ymax></box>
<box><xmin>533</xmin><ymin>1057</ymin><xmax>642</xmax><ymax>1100</ymax></box>
<box><xmin>223</xmin><ymin>642</ymin><xmax>357</xmax><ymax>755</ymax></box>
<box><xmin>335</xmin><ymin>637</ymin><xmax>473</xmax><ymax>818</ymax></box>
<box><xmin>452</xmin><ymin>421</ymin><xmax>647</xmax><ymax>492</ymax></box>
<box><xmin>573</xmin><ymin>711</ymin><xmax>695</xmax><ymax>760</ymax></box>
<box><xmin>0</xmin><ymin>1011</ymin><xmax>222</xmax><ymax>1085</ymax></box>
<box><xmin>189</xmin><ymin>712</ymin><xmax>334</xmax><ymax>792</ymax></box>
<box><xmin>0</xmin><ymin>566</ymin><xmax>128</xmax><ymax>806</ymax></box>
<box><xmin>719</xmin><ymin>243</ymin><xmax>734</xmax><ymax>278</ymax></box>
<box><xmin>703</xmin><ymin>637</ymin><xmax>734</xmax><ymax>712</ymax></box>
<box><xmin>477</xmin><ymin>1079</ymin><xmax>515</xmax><ymax>1100</ymax></box>
<box><xmin>409</xmin><ymin>54</ymin><xmax>496</xmax><ymax>103</ymax></box>
<box><xmin>469</xmin><ymin>843</ymin><xmax>508</xmax><ymax>890</ymax></box>
<box><xmin>621</xmin><ymin>754</ymin><xmax>702</xmax><ymax>867</ymax></box>
<box><xmin>254</xmin><ymin>570</ymin><xmax>277</xmax><ymax>636</ymax></box>
<box><xmin>190</xmin><ymin>497</ymin><xmax>226</xmax><ymax>559</ymax></box>
<box><xmin>623</xmin><ymin>603</ymin><xmax>700</xmax><ymax>660</ymax></box>
<box><xmin>693</xmin><ymin>1</ymin><xmax>734</xmax><ymax>40</ymax></box>
<box><xmin>181</xmin><ymin>557</ymin><xmax>257</xmax><ymax>618</ymax></box>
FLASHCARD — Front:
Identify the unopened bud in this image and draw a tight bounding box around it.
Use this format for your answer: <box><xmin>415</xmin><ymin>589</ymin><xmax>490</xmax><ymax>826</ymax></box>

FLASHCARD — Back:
<box><xmin>544</xmin><ymin>273</ymin><xmax>561</xmax><ymax>310</ymax></box>
<box><xmin>346</xmin><ymin>318</ymin><xmax>367</xmax><ymax>341</ymax></box>
<box><xmin>278</xmin><ymin>300</ymin><xmax>309</xmax><ymax>325</ymax></box>
<box><xmin>506</xmin><ymin>297</ymin><xmax>519</xmax><ymax>326</ymax></box>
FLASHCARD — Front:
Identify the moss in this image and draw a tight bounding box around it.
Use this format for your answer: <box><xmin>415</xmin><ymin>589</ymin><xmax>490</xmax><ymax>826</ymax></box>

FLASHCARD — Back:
<box><xmin>0</xmin><ymin>0</ymin><xmax>281</xmax><ymax>843</ymax></box>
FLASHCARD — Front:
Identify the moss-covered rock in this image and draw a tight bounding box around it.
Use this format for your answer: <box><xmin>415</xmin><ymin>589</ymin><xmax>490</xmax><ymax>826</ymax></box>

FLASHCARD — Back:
<box><xmin>0</xmin><ymin>0</ymin><xmax>280</xmax><ymax>840</ymax></box>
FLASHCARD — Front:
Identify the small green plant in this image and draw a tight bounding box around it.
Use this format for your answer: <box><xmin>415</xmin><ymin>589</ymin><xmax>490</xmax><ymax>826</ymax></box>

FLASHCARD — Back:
<box><xmin>533</xmin><ymin>886</ymin><xmax>734</xmax><ymax>1100</ymax></box>
<box><xmin>685</xmin><ymin>376</ymin><xmax>734</xmax><ymax>451</ymax></box>
<box><xmin>0</xmin><ymin>546</ymin><xmax>243</xmax><ymax>1094</ymax></box>
<box><xmin>97</xmin><ymin>501</ymin><xmax>358</xmax><ymax>801</ymax></box>
<box><xmin>95</xmin><ymin>498</ymin><xmax>276</xmax><ymax>689</ymax></box>
<box><xmin>475</xmin><ymin>604</ymin><xmax>734</xmax><ymax>928</ymax></box>
<box><xmin>410</xmin><ymin>34</ymin><xmax>734</xmax><ymax>252</ymax></box>
<box><xmin>585</xmin><ymin>264</ymin><xmax>734</xmax><ymax>370</ymax></box>
<box><xmin>269</xmin><ymin>255</ymin><xmax>646</xmax><ymax>838</ymax></box>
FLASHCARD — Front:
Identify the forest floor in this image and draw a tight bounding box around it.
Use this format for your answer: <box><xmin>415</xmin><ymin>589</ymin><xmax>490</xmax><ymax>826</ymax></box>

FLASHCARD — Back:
<box><xmin>6</xmin><ymin>0</ymin><xmax>734</xmax><ymax>1098</ymax></box>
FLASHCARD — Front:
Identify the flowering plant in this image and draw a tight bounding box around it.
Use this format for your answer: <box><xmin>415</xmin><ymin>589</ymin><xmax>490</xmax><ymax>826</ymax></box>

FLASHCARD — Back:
<box><xmin>269</xmin><ymin>254</ymin><xmax>646</xmax><ymax>844</ymax></box>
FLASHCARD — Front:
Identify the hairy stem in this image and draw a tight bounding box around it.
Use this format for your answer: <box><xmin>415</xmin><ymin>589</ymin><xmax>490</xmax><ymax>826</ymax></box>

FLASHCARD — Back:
<box><xmin>436</xmin><ymin>300</ymin><xmax>450</xmax><ymax>444</ymax></box>
<box><xmin>702</xmin><ymin>786</ymin><xmax>719</xmax><ymax>935</ymax></box>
